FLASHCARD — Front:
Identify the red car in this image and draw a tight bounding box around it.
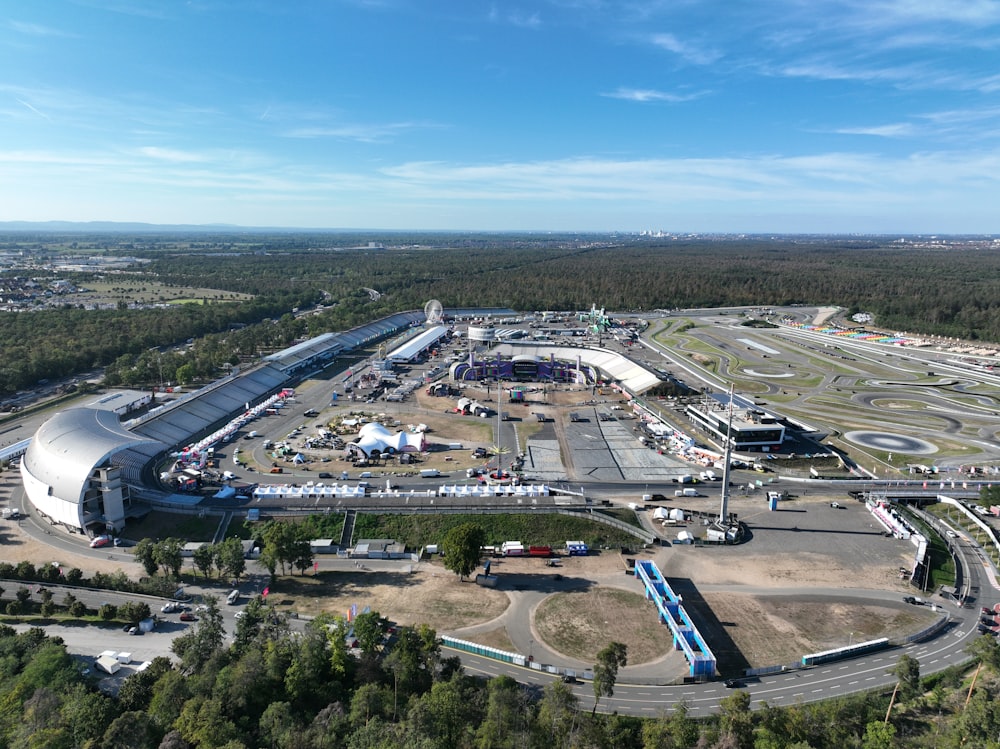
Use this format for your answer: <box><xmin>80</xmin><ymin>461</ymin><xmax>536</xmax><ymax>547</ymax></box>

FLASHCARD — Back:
<box><xmin>89</xmin><ymin>535</ymin><xmax>111</xmax><ymax>548</ymax></box>
<box><xmin>179</xmin><ymin>612</ymin><xmax>196</xmax><ymax>622</ymax></box>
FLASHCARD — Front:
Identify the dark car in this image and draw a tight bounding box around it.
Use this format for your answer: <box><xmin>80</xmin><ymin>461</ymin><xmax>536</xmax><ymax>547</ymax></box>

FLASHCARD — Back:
<box><xmin>724</xmin><ymin>679</ymin><xmax>744</xmax><ymax>689</ymax></box>
<box><xmin>983</xmin><ymin>607</ymin><xmax>995</xmax><ymax>616</ymax></box>
<box><xmin>982</xmin><ymin>617</ymin><xmax>996</xmax><ymax>627</ymax></box>
<box><xmin>318</xmin><ymin>472</ymin><xmax>333</xmax><ymax>479</ymax></box>
<box><xmin>180</xmin><ymin>612</ymin><xmax>196</xmax><ymax>622</ymax></box>
<box><xmin>902</xmin><ymin>596</ymin><xmax>916</xmax><ymax>604</ymax></box>
<box><xmin>561</xmin><ymin>675</ymin><xmax>581</xmax><ymax>684</ymax></box>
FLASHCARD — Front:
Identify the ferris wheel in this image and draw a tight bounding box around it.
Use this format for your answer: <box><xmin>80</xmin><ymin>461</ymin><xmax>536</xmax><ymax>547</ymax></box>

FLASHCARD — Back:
<box><xmin>424</xmin><ymin>299</ymin><xmax>444</xmax><ymax>324</ymax></box>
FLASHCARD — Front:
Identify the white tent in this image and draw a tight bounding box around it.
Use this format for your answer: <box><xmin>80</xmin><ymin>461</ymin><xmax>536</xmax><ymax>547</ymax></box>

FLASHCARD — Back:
<box><xmin>676</xmin><ymin>530</ymin><xmax>695</xmax><ymax>544</ymax></box>
<box><xmin>349</xmin><ymin>422</ymin><xmax>427</xmax><ymax>458</ymax></box>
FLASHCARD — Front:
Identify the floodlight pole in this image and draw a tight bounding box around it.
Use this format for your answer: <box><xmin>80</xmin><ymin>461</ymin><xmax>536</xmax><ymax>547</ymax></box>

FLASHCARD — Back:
<box><xmin>719</xmin><ymin>384</ymin><xmax>735</xmax><ymax>523</ymax></box>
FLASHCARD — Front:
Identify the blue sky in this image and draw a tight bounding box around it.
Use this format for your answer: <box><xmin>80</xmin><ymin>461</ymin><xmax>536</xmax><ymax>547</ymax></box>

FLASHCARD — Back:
<box><xmin>2</xmin><ymin>1</ymin><xmax>999</xmax><ymax>233</ymax></box>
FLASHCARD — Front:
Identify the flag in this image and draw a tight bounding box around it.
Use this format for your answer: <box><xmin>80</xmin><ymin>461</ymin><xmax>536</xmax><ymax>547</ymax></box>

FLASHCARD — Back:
<box><xmin>261</xmin><ymin>587</ymin><xmax>269</xmax><ymax>598</ymax></box>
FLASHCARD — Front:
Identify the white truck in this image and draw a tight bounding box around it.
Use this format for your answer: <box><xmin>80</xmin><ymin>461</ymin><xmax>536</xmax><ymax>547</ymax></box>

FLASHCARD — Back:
<box><xmin>674</xmin><ymin>488</ymin><xmax>700</xmax><ymax>497</ymax></box>
<box><xmin>420</xmin><ymin>468</ymin><xmax>441</xmax><ymax>478</ymax></box>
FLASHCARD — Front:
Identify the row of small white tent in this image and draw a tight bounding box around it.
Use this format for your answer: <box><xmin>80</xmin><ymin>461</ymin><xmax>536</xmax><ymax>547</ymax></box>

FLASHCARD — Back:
<box><xmin>437</xmin><ymin>484</ymin><xmax>551</xmax><ymax>497</ymax></box>
<box><xmin>652</xmin><ymin>507</ymin><xmax>686</xmax><ymax>521</ymax></box>
<box><xmin>188</xmin><ymin>392</ymin><xmax>286</xmax><ymax>456</ymax></box>
<box><xmin>253</xmin><ymin>484</ymin><xmax>367</xmax><ymax>498</ymax></box>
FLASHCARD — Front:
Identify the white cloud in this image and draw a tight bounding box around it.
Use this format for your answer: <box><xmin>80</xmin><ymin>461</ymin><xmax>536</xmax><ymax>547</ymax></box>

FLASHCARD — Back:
<box><xmin>601</xmin><ymin>87</ymin><xmax>703</xmax><ymax>103</ymax></box>
<box><xmin>835</xmin><ymin>123</ymin><xmax>917</xmax><ymax>137</ymax></box>
<box><xmin>7</xmin><ymin>20</ymin><xmax>75</xmax><ymax>37</ymax></box>
<box><xmin>283</xmin><ymin>121</ymin><xmax>438</xmax><ymax>143</ymax></box>
<box><xmin>488</xmin><ymin>5</ymin><xmax>542</xmax><ymax>28</ymax></box>
<box><xmin>649</xmin><ymin>32</ymin><xmax>721</xmax><ymax>65</ymax></box>
<box><xmin>14</xmin><ymin>98</ymin><xmax>50</xmax><ymax>120</ymax></box>
<box><xmin>137</xmin><ymin>146</ymin><xmax>210</xmax><ymax>163</ymax></box>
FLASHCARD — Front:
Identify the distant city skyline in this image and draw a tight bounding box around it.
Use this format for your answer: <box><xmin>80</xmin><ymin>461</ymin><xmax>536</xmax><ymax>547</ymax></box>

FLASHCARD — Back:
<box><xmin>2</xmin><ymin>2</ymin><xmax>999</xmax><ymax>233</ymax></box>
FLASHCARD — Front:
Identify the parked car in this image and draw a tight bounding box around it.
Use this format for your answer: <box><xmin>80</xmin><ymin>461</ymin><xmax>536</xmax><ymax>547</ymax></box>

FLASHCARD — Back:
<box><xmin>180</xmin><ymin>612</ymin><xmax>196</xmax><ymax>622</ymax></box>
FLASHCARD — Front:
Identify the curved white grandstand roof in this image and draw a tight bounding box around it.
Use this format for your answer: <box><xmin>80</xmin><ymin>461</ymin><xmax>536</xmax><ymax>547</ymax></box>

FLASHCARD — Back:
<box><xmin>495</xmin><ymin>343</ymin><xmax>661</xmax><ymax>393</ymax></box>
<box><xmin>23</xmin><ymin>408</ymin><xmax>160</xmax><ymax>504</ymax></box>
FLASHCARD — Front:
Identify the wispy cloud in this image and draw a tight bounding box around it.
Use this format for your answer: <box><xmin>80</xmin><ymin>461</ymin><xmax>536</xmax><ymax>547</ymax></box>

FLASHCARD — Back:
<box><xmin>861</xmin><ymin>0</ymin><xmax>1000</xmax><ymax>26</ymax></box>
<box><xmin>8</xmin><ymin>20</ymin><xmax>75</xmax><ymax>37</ymax></box>
<box><xmin>137</xmin><ymin>146</ymin><xmax>209</xmax><ymax>163</ymax></box>
<box><xmin>601</xmin><ymin>87</ymin><xmax>704</xmax><ymax>103</ymax></box>
<box><xmin>283</xmin><ymin>121</ymin><xmax>438</xmax><ymax>143</ymax></box>
<box><xmin>831</xmin><ymin>104</ymin><xmax>1000</xmax><ymax>143</ymax></box>
<box><xmin>648</xmin><ymin>32</ymin><xmax>721</xmax><ymax>65</ymax></box>
<box><xmin>836</xmin><ymin>123</ymin><xmax>917</xmax><ymax>138</ymax></box>
<box><xmin>488</xmin><ymin>5</ymin><xmax>542</xmax><ymax>29</ymax></box>
<box><xmin>14</xmin><ymin>98</ymin><xmax>50</xmax><ymax>120</ymax></box>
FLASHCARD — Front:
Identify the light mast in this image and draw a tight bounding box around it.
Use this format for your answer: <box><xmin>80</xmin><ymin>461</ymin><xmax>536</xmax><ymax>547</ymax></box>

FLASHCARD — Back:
<box><xmin>719</xmin><ymin>384</ymin><xmax>735</xmax><ymax>523</ymax></box>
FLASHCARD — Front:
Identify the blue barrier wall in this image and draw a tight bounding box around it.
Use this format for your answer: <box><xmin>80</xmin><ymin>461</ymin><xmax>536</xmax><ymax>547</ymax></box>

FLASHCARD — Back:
<box><xmin>634</xmin><ymin>560</ymin><xmax>717</xmax><ymax>679</ymax></box>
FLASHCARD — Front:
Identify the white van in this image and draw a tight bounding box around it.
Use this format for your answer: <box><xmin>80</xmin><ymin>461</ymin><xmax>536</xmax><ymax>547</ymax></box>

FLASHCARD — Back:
<box><xmin>226</xmin><ymin>589</ymin><xmax>240</xmax><ymax>605</ymax></box>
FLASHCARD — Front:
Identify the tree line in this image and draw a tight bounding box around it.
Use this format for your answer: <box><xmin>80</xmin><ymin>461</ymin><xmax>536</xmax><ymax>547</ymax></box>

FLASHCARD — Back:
<box><xmin>5</xmin><ymin>235</ymin><xmax>1000</xmax><ymax>398</ymax></box>
<box><xmin>2</xmin><ymin>601</ymin><xmax>1000</xmax><ymax>748</ymax></box>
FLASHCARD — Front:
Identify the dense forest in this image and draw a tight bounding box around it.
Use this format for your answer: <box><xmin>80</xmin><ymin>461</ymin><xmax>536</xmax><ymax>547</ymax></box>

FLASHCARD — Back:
<box><xmin>3</xmin><ymin>234</ymin><xmax>1000</xmax><ymax>396</ymax></box>
<box><xmin>1</xmin><ymin>611</ymin><xmax>999</xmax><ymax>749</ymax></box>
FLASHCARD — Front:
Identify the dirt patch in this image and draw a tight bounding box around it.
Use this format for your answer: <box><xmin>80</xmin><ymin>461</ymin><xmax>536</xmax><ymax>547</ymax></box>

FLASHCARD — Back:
<box><xmin>267</xmin><ymin>567</ymin><xmax>510</xmax><ymax>632</ymax></box>
<box><xmin>534</xmin><ymin>587</ymin><xmax>676</xmax><ymax>663</ymax></box>
<box><xmin>698</xmin><ymin>593</ymin><xmax>940</xmax><ymax>669</ymax></box>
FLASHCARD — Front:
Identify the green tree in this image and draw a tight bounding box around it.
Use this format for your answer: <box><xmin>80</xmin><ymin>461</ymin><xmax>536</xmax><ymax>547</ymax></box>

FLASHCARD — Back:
<box><xmin>216</xmin><ymin>536</ymin><xmax>247</xmax><ymax>581</ymax></box>
<box><xmin>154</xmin><ymin>538</ymin><xmax>184</xmax><ymax>578</ymax></box>
<box><xmin>475</xmin><ymin>674</ymin><xmax>531</xmax><ymax>749</ymax></box>
<box><xmin>174</xmin><ymin>695</ymin><xmax>239</xmax><ymax>748</ymax></box>
<box><xmin>171</xmin><ymin>596</ymin><xmax>225</xmax><ymax>674</ymax></box>
<box><xmin>718</xmin><ymin>689</ymin><xmax>754</xmax><ymax>749</ymax></box>
<box><xmin>966</xmin><ymin>632</ymin><xmax>1000</xmax><ymax>673</ymax></box>
<box><xmin>350</xmin><ymin>683</ymin><xmax>392</xmax><ymax>728</ymax></box>
<box><xmin>440</xmin><ymin>522</ymin><xmax>486</xmax><ymax>581</ymax></box>
<box><xmin>861</xmin><ymin>720</ymin><xmax>896</xmax><ymax>749</ymax></box>
<box><xmin>353</xmin><ymin>610</ymin><xmax>389</xmax><ymax>656</ymax></box>
<box><xmin>407</xmin><ymin>676</ymin><xmax>477</xmax><ymax>749</ymax></box>
<box><xmin>592</xmin><ymin>641</ymin><xmax>627</xmax><ymax>714</ymax></box>
<box><xmin>259</xmin><ymin>700</ymin><xmax>297</xmax><ymax>749</ymax></box>
<box><xmin>952</xmin><ymin>688</ymin><xmax>1000</xmax><ymax>747</ymax></box>
<box><xmin>193</xmin><ymin>543</ymin><xmax>216</xmax><ymax>579</ymax></box>
<box><xmin>133</xmin><ymin>538</ymin><xmax>159</xmax><ymax>577</ymax></box>
<box><xmin>119</xmin><ymin>601</ymin><xmax>151</xmax><ymax>626</ymax></box>
<box><xmin>533</xmin><ymin>681</ymin><xmax>582</xmax><ymax>749</ymax></box>
<box><xmin>147</xmin><ymin>668</ymin><xmax>191</xmax><ymax>732</ymax></box>
<box><xmin>889</xmin><ymin>653</ymin><xmax>921</xmax><ymax>702</ymax></box>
